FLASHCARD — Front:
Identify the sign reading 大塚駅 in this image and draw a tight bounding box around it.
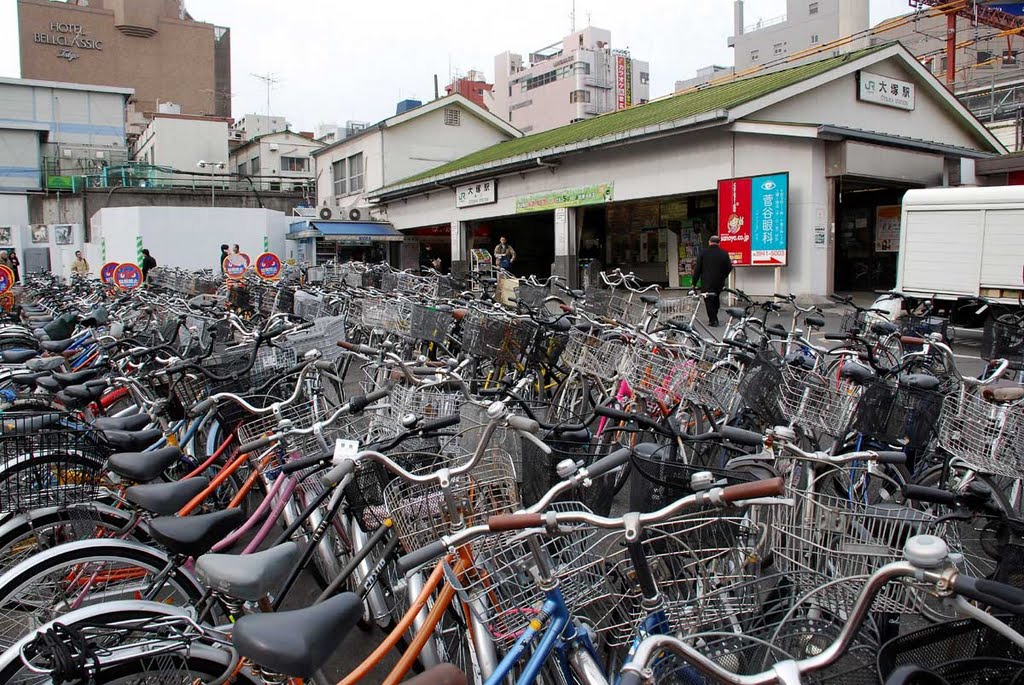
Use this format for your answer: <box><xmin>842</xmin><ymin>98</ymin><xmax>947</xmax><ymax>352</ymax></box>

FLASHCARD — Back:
<box><xmin>456</xmin><ymin>180</ymin><xmax>497</xmax><ymax>208</ymax></box>
<box><xmin>857</xmin><ymin>70</ymin><xmax>915</xmax><ymax>111</ymax></box>
<box><xmin>33</xmin><ymin>21</ymin><xmax>104</xmax><ymax>63</ymax></box>
<box><xmin>515</xmin><ymin>183</ymin><xmax>614</xmax><ymax>214</ymax></box>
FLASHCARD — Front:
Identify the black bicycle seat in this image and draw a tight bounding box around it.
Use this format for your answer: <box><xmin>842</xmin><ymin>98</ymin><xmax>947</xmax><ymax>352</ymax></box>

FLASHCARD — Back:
<box><xmin>871</xmin><ymin>321</ymin><xmax>899</xmax><ymax>336</ymax></box>
<box><xmin>39</xmin><ymin>338</ymin><xmax>74</xmax><ymax>354</ymax></box>
<box><xmin>125</xmin><ymin>477</ymin><xmax>209</xmax><ymax>516</ymax></box>
<box><xmin>35</xmin><ymin>376</ymin><xmax>61</xmax><ymax>393</ymax></box>
<box><xmin>148</xmin><ymin>508</ymin><xmax>244</xmax><ymax>558</ymax></box>
<box><xmin>232</xmin><ymin>592</ymin><xmax>363</xmax><ymax>677</ymax></box>
<box><xmin>61</xmin><ymin>383</ymin><xmax>106</xmax><ymax>403</ymax></box>
<box><xmin>195</xmin><ymin>542</ymin><xmax>299</xmax><ymax>602</ymax></box>
<box><xmin>805</xmin><ymin>315</ymin><xmax>826</xmax><ymax>329</ymax></box>
<box><xmin>839</xmin><ymin>362</ymin><xmax>875</xmax><ymax>384</ymax></box>
<box><xmin>664</xmin><ymin>317</ymin><xmax>692</xmax><ymax>332</ymax></box>
<box><xmin>9</xmin><ymin>371</ymin><xmax>48</xmax><ymax>388</ymax></box>
<box><xmin>107</xmin><ymin>445</ymin><xmax>180</xmax><ymax>482</ymax></box>
<box><xmin>102</xmin><ymin>428</ymin><xmax>163</xmax><ymax>453</ymax></box>
<box><xmin>766</xmin><ymin>324</ymin><xmax>788</xmax><ymax>337</ymax></box>
<box><xmin>92</xmin><ymin>413</ymin><xmax>151</xmax><ymax>432</ymax></box>
<box><xmin>26</xmin><ymin>357</ymin><xmax>66</xmax><ymax>372</ymax></box>
<box><xmin>52</xmin><ymin>368</ymin><xmax>101</xmax><ymax>388</ymax></box>
<box><xmin>1</xmin><ymin>349</ymin><xmax>37</xmax><ymax>365</ymax></box>
<box><xmin>640</xmin><ymin>294</ymin><xmax>659</xmax><ymax>305</ymax></box>
<box><xmin>899</xmin><ymin>374</ymin><xmax>942</xmax><ymax>392</ymax></box>
<box><xmin>725</xmin><ymin>307</ymin><xmax>747</xmax><ymax>320</ymax></box>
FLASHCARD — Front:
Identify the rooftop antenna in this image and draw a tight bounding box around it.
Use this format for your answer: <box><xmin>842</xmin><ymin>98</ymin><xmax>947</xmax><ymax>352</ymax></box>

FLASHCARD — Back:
<box><xmin>250</xmin><ymin>72</ymin><xmax>282</xmax><ymax>118</ymax></box>
<box><xmin>571</xmin><ymin>0</ymin><xmax>576</xmax><ymax>32</ymax></box>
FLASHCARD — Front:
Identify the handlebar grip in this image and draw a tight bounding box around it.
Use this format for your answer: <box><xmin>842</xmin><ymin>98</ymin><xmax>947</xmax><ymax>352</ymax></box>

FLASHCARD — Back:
<box><xmin>594</xmin><ymin>405</ymin><xmax>634</xmax><ymax>423</ymax></box>
<box><xmin>237</xmin><ymin>436</ymin><xmax>273</xmax><ymax>454</ymax></box>
<box><xmin>321</xmin><ymin>459</ymin><xmax>356</xmax><ymax>488</ymax></box>
<box><xmin>823</xmin><ymin>334</ymin><xmax>848</xmax><ymax>341</ymax></box>
<box><xmin>900</xmin><ymin>336</ymin><xmax>926</xmax><ymax>345</ymax></box>
<box><xmin>337</xmin><ymin>341</ymin><xmax>379</xmax><ymax>356</ymax></box>
<box><xmin>952</xmin><ymin>575</ymin><xmax>1024</xmax><ymax>615</ymax></box>
<box><xmin>348</xmin><ymin>383</ymin><xmax>393</xmax><ymax>413</ymax></box>
<box><xmin>190</xmin><ymin>398</ymin><xmax>217</xmax><ymax>417</ymax></box>
<box><xmin>417</xmin><ymin>415</ymin><xmax>461</xmax><ymax>433</ymax></box>
<box><xmin>506</xmin><ymin>414</ymin><xmax>540</xmax><ymax>434</ymax></box>
<box><xmin>872</xmin><ymin>451</ymin><xmax>907</xmax><ymax>465</ymax></box>
<box><xmin>720</xmin><ymin>426</ymin><xmax>764</xmax><ymax>447</ymax></box>
<box><xmin>410</xmin><ymin>366</ymin><xmax>444</xmax><ymax>376</ymax></box>
<box><xmin>774</xmin><ymin>293</ymin><xmax>792</xmax><ymax>300</ymax></box>
<box><xmin>586</xmin><ymin>447</ymin><xmax>632</xmax><ymax>480</ymax></box>
<box><xmin>723</xmin><ymin>338</ymin><xmax>758</xmax><ymax>352</ymax></box>
<box><xmin>488</xmin><ymin>513</ymin><xmax>544</xmax><ymax>531</ymax></box>
<box><xmin>397</xmin><ymin>540</ymin><xmax>448</xmax><ymax>575</ymax></box>
<box><xmin>721</xmin><ymin>477</ymin><xmax>785</xmax><ymax>503</ymax></box>
<box><xmin>902</xmin><ymin>484</ymin><xmax>957</xmax><ymax>507</ymax></box>
<box><xmin>618</xmin><ymin>672</ymin><xmax>645</xmax><ymax>685</ymax></box>
<box><xmin>280</xmin><ymin>454</ymin><xmax>330</xmax><ymax>476</ymax></box>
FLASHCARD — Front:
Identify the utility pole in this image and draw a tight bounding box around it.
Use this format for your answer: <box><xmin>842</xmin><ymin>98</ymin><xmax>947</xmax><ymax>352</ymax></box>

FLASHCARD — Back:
<box><xmin>251</xmin><ymin>72</ymin><xmax>282</xmax><ymax>118</ymax></box>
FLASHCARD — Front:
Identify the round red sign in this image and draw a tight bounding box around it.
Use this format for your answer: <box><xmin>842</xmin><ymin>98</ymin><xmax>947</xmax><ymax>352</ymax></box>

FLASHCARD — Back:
<box><xmin>223</xmin><ymin>253</ymin><xmax>249</xmax><ymax>279</ymax></box>
<box><xmin>100</xmin><ymin>262</ymin><xmax>119</xmax><ymax>284</ymax></box>
<box><xmin>254</xmin><ymin>252</ymin><xmax>282</xmax><ymax>280</ymax></box>
<box><xmin>0</xmin><ymin>266</ymin><xmax>14</xmax><ymax>296</ymax></box>
<box><xmin>113</xmin><ymin>263</ymin><xmax>143</xmax><ymax>290</ymax></box>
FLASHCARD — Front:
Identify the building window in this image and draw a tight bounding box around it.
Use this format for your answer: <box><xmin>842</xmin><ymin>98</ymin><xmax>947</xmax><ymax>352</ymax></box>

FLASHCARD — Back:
<box><xmin>269</xmin><ymin>182</ymin><xmax>281</xmax><ymax>191</ymax></box>
<box><xmin>940</xmin><ymin>55</ymin><xmax>948</xmax><ymax>73</ymax></box>
<box><xmin>1004</xmin><ymin>50</ymin><xmax>1018</xmax><ymax>66</ymax></box>
<box><xmin>444</xmin><ymin>108</ymin><xmax>461</xmax><ymax>126</ymax></box>
<box><xmin>809</xmin><ymin>1</ymin><xmax>818</xmax><ymax>14</ymax></box>
<box><xmin>773</xmin><ymin>42</ymin><xmax>787</xmax><ymax>55</ymax></box>
<box><xmin>250</xmin><ymin>156</ymin><xmax>260</xmax><ymax>174</ymax></box>
<box><xmin>978</xmin><ymin>50</ymin><xmax>993</xmax><ymax>67</ymax></box>
<box><xmin>281</xmin><ymin>156</ymin><xmax>307</xmax><ymax>172</ymax></box>
<box><xmin>810</xmin><ymin>34</ymin><xmax>819</xmax><ymax>44</ymax></box>
<box><xmin>569</xmin><ymin>89</ymin><xmax>591</xmax><ymax>103</ymax></box>
<box><xmin>332</xmin><ymin>159</ymin><xmax>346</xmax><ymax>196</ymax></box>
<box><xmin>237</xmin><ymin>161</ymin><xmax>248</xmax><ymax>177</ymax></box>
<box><xmin>524</xmin><ymin>69</ymin><xmax>558</xmax><ymax>90</ymax></box>
<box><xmin>348</xmin><ymin>152</ymin><xmax>363</xmax><ymax>193</ymax></box>
<box><xmin>640</xmin><ymin>71</ymin><xmax>649</xmax><ymax>84</ymax></box>
<box><xmin>751</xmin><ymin>49</ymin><xmax>759</xmax><ymax>61</ymax></box>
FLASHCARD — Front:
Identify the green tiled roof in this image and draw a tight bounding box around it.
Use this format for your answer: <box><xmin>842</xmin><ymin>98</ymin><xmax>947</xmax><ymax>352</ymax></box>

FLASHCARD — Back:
<box><xmin>385</xmin><ymin>43</ymin><xmax>891</xmax><ymax>190</ymax></box>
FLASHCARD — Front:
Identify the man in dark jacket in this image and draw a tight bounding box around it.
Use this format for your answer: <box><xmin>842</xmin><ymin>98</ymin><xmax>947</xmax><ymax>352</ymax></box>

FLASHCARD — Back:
<box><xmin>141</xmin><ymin>249</ymin><xmax>157</xmax><ymax>281</ymax></box>
<box><xmin>219</xmin><ymin>244</ymin><xmax>229</xmax><ymax>271</ymax></box>
<box><xmin>692</xmin><ymin>235</ymin><xmax>733</xmax><ymax>327</ymax></box>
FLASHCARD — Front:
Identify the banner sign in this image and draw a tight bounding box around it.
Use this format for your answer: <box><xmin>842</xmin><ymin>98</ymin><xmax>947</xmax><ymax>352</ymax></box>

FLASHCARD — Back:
<box><xmin>113</xmin><ymin>263</ymin><xmax>143</xmax><ymax>290</ymax></box>
<box><xmin>616</xmin><ymin>55</ymin><xmax>627</xmax><ymax>110</ymax></box>
<box><xmin>515</xmin><ymin>182</ymin><xmax>614</xmax><ymax>214</ymax></box>
<box><xmin>255</xmin><ymin>252</ymin><xmax>282</xmax><ymax>280</ymax></box>
<box><xmin>100</xmin><ymin>261</ymin><xmax>118</xmax><ymax>284</ymax></box>
<box><xmin>625</xmin><ymin>56</ymin><xmax>633</xmax><ymax>107</ymax></box>
<box><xmin>223</xmin><ymin>253</ymin><xmax>250</xmax><ymax>279</ymax></box>
<box><xmin>875</xmin><ymin>205</ymin><xmax>901</xmax><ymax>253</ymax></box>
<box><xmin>717</xmin><ymin>172</ymin><xmax>789</xmax><ymax>266</ymax></box>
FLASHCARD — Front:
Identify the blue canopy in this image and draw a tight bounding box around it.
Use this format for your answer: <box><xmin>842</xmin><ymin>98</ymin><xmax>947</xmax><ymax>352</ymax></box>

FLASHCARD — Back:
<box><xmin>287</xmin><ymin>221</ymin><xmax>404</xmax><ymax>242</ymax></box>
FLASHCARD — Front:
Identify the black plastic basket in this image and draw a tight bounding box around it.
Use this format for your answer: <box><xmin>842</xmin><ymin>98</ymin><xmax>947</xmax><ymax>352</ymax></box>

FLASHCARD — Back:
<box><xmin>409</xmin><ymin>304</ymin><xmax>454</xmax><ymax>344</ymax></box>
<box><xmin>0</xmin><ymin>420</ymin><xmax>105</xmax><ymax>512</ymax></box>
<box><xmin>853</xmin><ymin>377</ymin><xmax>944</xmax><ymax>451</ymax></box>
<box><xmin>737</xmin><ymin>350</ymin><xmax>785</xmax><ymax>427</ymax></box>
<box><xmin>900</xmin><ymin>315</ymin><xmax>949</xmax><ymax>341</ymax></box>
<box><xmin>629</xmin><ymin>441</ymin><xmax>759</xmax><ymax>512</ymax></box>
<box><xmin>514</xmin><ymin>283</ymin><xmax>550</xmax><ymax>310</ymax></box>
<box><xmin>840</xmin><ymin>310</ymin><xmax>869</xmax><ymax>336</ymax></box>
<box><xmin>876</xmin><ymin>618</ymin><xmax>1024</xmax><ymax>684</ymax></box>
<box><xmin>982</xmin><ymin>317</ymin><xmax>1024</xmax><ymax>369</ymax></box>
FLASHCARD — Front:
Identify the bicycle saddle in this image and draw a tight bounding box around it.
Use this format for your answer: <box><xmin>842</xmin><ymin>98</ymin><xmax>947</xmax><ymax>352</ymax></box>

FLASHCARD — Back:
<box><xmin>640</xmin><ymin>294</ymin><xmax>659</xmax><ymax>305</ymax></box>
<box><xmin>766</xmin><ymin>324</ymin><xmax>788</xmax><ymax>337</ymax></box>
<box><xmin>1</xmin><ymin>349</ymin><xmax>37</xmax><ymax>364</ymax></box>
<box><xmin>102</xmin><ymin>428</ymin><xmax>164</xmax><ymax>453</ymax></box>
<box><xmin>899</xmin><ymin>374</ymin><xmax>942</xmax><ymax>392</ymax></box>
<box><xmin>871</xmin><ymin>321</ymin><xmax>900</xmax><ymax>336</ymax></box>
<box><xmin>148</xmin><ymin>508</ymin><xmax>245</xmax><ymax>558</ymax></box>
<box><xmin>35</xmin><ymin>376</ymin><xmax>62</xmax><ymax>393</ymax></box>
<box><xmin>805</xmin><ymin>315</ymin><xmax>826</xmax><ymax>329</ymax></box>
<box><xmin>59</xmin><ymin>383</ymin><xmax>106</xmax><ymax>405</ymax></box>
<box><xmin>406</xmin><ymin>665</ymin><xmax>468</xmax><ymax>685</ymax></box>
<box><xmin>9</xmin><ymin>371</ymin><xmax>48</xmax><ymax>388</ymax></box>
<box><xmin>0</xmin><ymin>412</ymin><xmax>63</xmax><ymax>434</ymax></box>
<box><xmin>725</xmin><ymin>307</ymin><xmax>747</xmax><ymax>319</ymax></box>
<box><xmin>232</xmin><ymin>591</ymin><xmax>363</xmax><ymax>677</ymax></box>
<box><xmin>26</xmin><ymin>357</ymin><xmax>66</xmax><ymax>372</ymax></box>
<box><xmin>39</xmin><ymin>338</ymin><xmax>74</xmax><ymax>354</ymax></box>
<box><xmin>107</xmin><ymin>445</ymin><xmax>180</xmax><ymax>482</ymax></box>
<box><xmin>839</xmin><ymin>362</ymin><xmax>874</xmax><ymax>384</ymax></box>
<box><xmin>195</xmin><ymin>542</ymin><xmax>299</xmax><ymax>602</ymax></box>
<box><xmin>91</xmin><ymin>413</ymin><xmax>151</xmax><ymax>432</ymax></box>
<box><xmin>125</xmin><ymin>477</ymin><xmax>209</xmax><ymax>516</ymax></box>
<box><xmin>663</xmin><ymin>318</ymin><xmax>692</xmax><ymax>332</ymax></box>
<box><xmin>52</xmin><ymin>368</ymin><xmax>101</xmax><ymax>388</ymax></box>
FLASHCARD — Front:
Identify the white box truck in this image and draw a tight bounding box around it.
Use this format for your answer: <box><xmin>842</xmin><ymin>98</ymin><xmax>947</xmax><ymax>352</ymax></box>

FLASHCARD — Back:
<box><xmin>895</xmin><ymin>186</ymin><xmax>1024</xmax><ymax>307</ymax></box>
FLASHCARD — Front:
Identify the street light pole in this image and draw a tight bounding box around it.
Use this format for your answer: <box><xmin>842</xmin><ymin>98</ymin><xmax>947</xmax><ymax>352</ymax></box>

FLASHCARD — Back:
<box><xmin>196</xmin><ymin>160</ymin><xmax>226</xmax><ymax>207</ymax></box>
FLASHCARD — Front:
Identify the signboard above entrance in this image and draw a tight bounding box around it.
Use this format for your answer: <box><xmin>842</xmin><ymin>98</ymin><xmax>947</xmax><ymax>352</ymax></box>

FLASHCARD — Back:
<box><xmin>717</xmin><ymin>172</ymin><xmax>789</xmax><ymax>267</ymax></box>
<box><xmin>515</xmin><ymin>182</ymin><xmax>614</xmax><ymax>214</ymax></box>
<box><xmin>456</xmin><ymin>180</ymin><xmax>497</xmax><ymax>208</ymax></box>
<box><xmin>857</xmin><ymin>70</ymin><xmax>915</xmax><ymax>111</ymax></box>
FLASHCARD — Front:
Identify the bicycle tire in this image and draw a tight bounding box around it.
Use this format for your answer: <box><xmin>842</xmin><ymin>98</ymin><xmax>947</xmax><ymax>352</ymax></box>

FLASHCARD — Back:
<box><xmin>0</xmin><ymin>538</ymin><xmax>206</xmax><ymax>650</ymax></box>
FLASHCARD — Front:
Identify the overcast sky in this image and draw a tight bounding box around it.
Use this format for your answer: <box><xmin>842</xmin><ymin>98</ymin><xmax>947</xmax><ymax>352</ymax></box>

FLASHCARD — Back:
<box><xmin>0</xmin><ymin>0</ymin><xmax>913</xmax><ymax>130</ymax></box>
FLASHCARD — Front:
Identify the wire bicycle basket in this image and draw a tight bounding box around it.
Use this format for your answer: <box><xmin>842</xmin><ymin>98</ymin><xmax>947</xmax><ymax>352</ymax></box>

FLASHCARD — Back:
<box><xmin>938</xmin><ymin>391</ymin><xmax>1024</xmax><ymax>479</ymax></box>
<box><xmin>560</xmin><ymin>328</ymin><xmax>626</xmax><ymax>379</ymax></box>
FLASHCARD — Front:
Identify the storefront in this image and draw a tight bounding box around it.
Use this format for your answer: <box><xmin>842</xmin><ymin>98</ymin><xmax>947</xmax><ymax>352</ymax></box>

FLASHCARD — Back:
<box><xmin>285</xmin><ymin>220</ymin><xmax>403</xmax><ymax>266</ymax></box>
<box><xmin>369</xmin><ymin>43</ymin><xmax>1003</xmax><ymax>300</ymax></box>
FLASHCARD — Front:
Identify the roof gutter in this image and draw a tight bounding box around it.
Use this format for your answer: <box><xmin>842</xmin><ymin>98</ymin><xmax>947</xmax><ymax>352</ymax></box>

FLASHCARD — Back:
<box><xmin>369</xmin><ymin>109</ymin><xmax>729</xmax><ymax>202</ymax></box>
<box><xmin>817</xmin><ymin>125</ymin><xmax>1000</xmax><ymax>160</ymax></box>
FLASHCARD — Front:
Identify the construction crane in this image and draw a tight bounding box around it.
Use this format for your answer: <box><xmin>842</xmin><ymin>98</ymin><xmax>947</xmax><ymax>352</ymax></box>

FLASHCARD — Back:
<box><xmin>910</xmin><ymin>1</ymin><xmax>1024</xmax><ymax>86</ymax></box>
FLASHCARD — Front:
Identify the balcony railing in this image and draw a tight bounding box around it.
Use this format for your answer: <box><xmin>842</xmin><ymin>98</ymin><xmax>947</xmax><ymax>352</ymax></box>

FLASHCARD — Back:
<box><xmin>743</xmin><ymin>14</ymin><xmax>787</xmax><ymax>34</ymax></box>
<box><xmin>40</xmin><ymin>160</ymin><xmax>313</xmax><ymax>193</ymax></box>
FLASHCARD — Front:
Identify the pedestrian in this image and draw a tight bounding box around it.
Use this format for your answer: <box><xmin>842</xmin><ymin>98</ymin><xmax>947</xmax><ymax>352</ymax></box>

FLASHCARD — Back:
<box><xmin>232</xmin><ymin>244</ymin><xmax>241</xmax><ymax>255</ymax></box>
<box><xmin>219</xmin><ymin>244</ymin><xmax>229</xmax><ymax>271</ymax></box>
<box><xmin>691</xmin><ymin>235</ymin><xmax>733</xmax><ymax>327</ymax></box>
<box><xmin>494</xmin><ymin>235</ymin><xmax>516</xmax><ymax>272</ymax></box>
<box><xmin>71</xmin><ymin>250</ymin><xmax>90</xmax><ymax>276</ymax></box>
<box><xmin>9</xmin><ymin>250</ymin><xmax>20</xmax><ymax>283</ymax></box>
<box><xmin>141</xmin><ymin>248</ymin><xmax>157</xmax><ymax>282</ymax></box>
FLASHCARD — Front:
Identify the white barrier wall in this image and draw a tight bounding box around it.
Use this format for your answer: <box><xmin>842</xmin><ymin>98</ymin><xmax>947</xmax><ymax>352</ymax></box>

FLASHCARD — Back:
<box><xmin>90</xmin><ymin>207</ymin><xmax>288</xmax><ymax>271</ymax></box>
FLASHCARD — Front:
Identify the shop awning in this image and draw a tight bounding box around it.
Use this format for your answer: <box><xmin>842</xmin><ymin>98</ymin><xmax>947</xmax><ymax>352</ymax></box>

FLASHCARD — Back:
<box><xmin>286</xmin><ymin>221</ymin><xmax>404</xmax><ymax>242</ymax></box>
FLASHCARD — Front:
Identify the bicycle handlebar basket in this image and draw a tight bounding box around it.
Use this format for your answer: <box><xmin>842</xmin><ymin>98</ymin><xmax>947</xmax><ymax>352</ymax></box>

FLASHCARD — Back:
<box><xmin>560</xmin><ymin>327</ymin><xmax>626</xmax><ymax>379</ymax></box>
<box><xmin>460</xmin><ymin>310</ymin><xmax>536</xmax><ymax>365</ymax></box>
<box><xmin>981</xmin><ymin>317</ymin><xmax>1024</xmax><ymax>369</ymax></box>
<box><xmin>938</xmin><ymin>391</ymin><xmax>1024</xmax><ymax>479</ymax></box>
<box><xmin>853</xmin><ymin>376</ymin><xmax>943</xmax><ymax>451</ymax></box>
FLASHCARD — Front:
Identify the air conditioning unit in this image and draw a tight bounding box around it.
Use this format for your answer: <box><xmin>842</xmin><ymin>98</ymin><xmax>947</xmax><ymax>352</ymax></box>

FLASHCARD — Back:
<box><xmin>318</xmin><ymin>205</ymin><xmax>334</xmax><ymax>220</ymax></box>
<box><xmin>62</xmin><ymin>148</ymin><xmax>73</xmax><ymax>158</ymax></box>
<box><xmin>95</xmin><ymin>150</ymin><xmax>108</xmax><ymax>159</ymax></box>
<box><xmin>269</xmin><ymin>143</ymin><xmax>279</xmax><ymax>151</ymax></box>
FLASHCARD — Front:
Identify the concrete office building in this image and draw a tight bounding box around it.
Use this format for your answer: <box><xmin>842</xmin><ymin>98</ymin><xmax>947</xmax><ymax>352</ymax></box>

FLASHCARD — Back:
<box><xmin>230</xmin><ymin>130</ymin><xmax>323</xmax><ymax>192</ymax></box>
<box><xmin>17</xmin><ymin>0</ymin><xmax>231</xmax><ymax>121</ymax></box>
<box><xmin>730</xmin><ymin>0</ymin><xmax>868</xmax><ymax>73</ymax></box>
<box><xmin>445</xmin><ymin>70</ymin><xmax>494</xmax><ymax>110</ymax></box>
<box><xmin>232</xmin><ymin>115</ymin><xmax>291</xmax><ymax>141</ymax></box>
<box><xmin>492</xmin><ymin>27</ymin><xmax>650</xmax><ymax>134</ymax></box>
<box><xmin>133</xmin><ymin>112</ymin><xmax>231</xmax><ymax>185</ymax></box>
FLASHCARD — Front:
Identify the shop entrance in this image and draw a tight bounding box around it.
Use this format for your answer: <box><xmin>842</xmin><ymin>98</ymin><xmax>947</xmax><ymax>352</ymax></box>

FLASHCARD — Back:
<box><xmin>834</xmin><ymin>178</ymin><xmax>917</xmax><ymax>293</ymax></box>
<box><xmin>468</xmin><ymin>213</ymin><xmax>555</xmax><ymax>278</ymax></box>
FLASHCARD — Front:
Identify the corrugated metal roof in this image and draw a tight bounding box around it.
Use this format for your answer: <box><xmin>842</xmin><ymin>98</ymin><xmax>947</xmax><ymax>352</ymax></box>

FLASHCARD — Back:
<box><xmin>385</xmin><ymin>44</ymin><xmax>891</xmax><ymax>190</ymax></box>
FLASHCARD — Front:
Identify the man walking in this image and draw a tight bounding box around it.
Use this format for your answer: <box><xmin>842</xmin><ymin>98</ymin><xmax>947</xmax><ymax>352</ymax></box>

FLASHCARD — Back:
<box><xmin>691</xmin><ymin>235</ymin><xmax>733</xmax><ymax>327</ymax></box>
<box><xmin>141</xmin><ymin>249</ymin><xmax>157</xmax><ymax>282</ymax></box>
